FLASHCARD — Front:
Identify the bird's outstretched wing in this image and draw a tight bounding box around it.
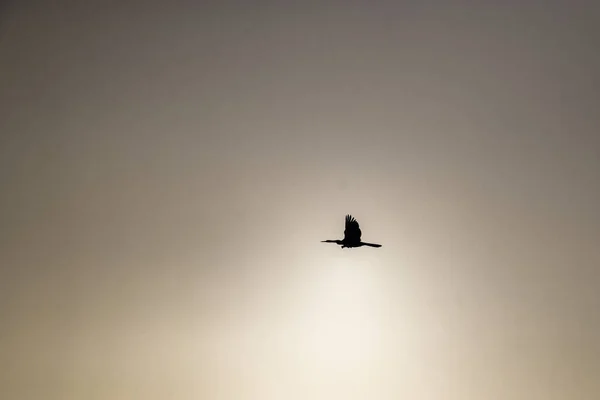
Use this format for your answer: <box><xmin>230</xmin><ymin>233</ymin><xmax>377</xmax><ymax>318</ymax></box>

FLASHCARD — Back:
<box><xmin>344</xmin><ymin>214</ymin><xmax>362</xmax><ymax>242</ymax></box>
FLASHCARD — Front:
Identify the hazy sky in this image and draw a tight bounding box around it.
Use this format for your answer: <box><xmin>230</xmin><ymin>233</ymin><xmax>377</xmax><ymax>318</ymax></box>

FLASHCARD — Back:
<box><xmin>1</xmin><ymin>1</ymin><xmax>599</xmax><ymax>399</ymax></box>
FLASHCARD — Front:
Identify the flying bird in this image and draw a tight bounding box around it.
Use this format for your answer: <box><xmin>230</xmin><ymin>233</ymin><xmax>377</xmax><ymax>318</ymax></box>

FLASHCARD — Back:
<box><xmin>322</xmin><ymin>214</ymin><xmax>382</xmax><ymax>249</ymax></box>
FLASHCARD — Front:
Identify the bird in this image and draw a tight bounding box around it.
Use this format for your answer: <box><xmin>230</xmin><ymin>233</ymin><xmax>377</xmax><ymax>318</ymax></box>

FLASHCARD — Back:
<box><xmin>321</xmin><ymin>214</ymin><xmax>382</xmax><ymax>249</ymax></box>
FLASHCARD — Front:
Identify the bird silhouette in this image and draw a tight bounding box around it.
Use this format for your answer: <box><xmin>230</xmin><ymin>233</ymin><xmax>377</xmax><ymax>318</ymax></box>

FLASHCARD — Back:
<box><xmin>322</xmin><ymin>214</ymin><xmax>382</xmax><ymax>249</ymax></box>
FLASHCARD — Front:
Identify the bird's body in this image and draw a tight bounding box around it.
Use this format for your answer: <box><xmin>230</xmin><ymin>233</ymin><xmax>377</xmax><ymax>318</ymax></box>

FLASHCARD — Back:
<box><xmin>322</xmin><ymin>215</ymin><xmax>382</xmax><ymax>249</ymax></box>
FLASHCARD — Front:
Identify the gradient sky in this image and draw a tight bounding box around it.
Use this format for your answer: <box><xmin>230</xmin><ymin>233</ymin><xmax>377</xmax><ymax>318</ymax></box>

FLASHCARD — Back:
<box><xmin>1</xmin><ymin>1</ymin><xmax>599</xmax><ymax>399</ymax></box>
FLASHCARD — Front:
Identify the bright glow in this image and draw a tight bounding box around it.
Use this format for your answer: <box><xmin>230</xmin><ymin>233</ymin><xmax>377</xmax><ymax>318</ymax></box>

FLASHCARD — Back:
<box><xmin>200</xmin><ymin>254</ymin><xmax>393</xmax><ymax>399</ymax></box>
<box><xmin>284</xmin><ymin>255</ymin><xmax>385</xmax><ymax>373</ymax></box>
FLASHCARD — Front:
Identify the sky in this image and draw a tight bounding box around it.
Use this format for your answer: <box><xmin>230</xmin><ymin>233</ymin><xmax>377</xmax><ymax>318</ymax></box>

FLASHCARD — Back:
<box><xmin>1</xmin><ymin>1</ymin><xmax>599</xmax><ymax>399</ymax></box>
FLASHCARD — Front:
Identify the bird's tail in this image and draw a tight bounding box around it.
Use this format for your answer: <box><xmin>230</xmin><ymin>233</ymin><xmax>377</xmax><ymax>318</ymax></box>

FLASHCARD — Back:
<box><xmin>360</xmin><ymin>242</ymin><xmax>382</xmax><ymax>248</ymax></box>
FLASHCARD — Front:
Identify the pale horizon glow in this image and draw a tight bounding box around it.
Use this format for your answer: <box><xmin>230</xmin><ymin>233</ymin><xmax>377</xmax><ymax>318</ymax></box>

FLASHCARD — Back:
<box><xmin>286</xmin><ymin>256</ymin><xmax>385</xmax><ymax>367</ymax></box>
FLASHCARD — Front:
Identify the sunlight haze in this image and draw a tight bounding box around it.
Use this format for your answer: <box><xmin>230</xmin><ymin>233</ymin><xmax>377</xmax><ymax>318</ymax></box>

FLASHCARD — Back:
<box><xmin>1</xmin><ymin>1</ymin><xmax>599</xmax><ymax>399</ymax></box>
